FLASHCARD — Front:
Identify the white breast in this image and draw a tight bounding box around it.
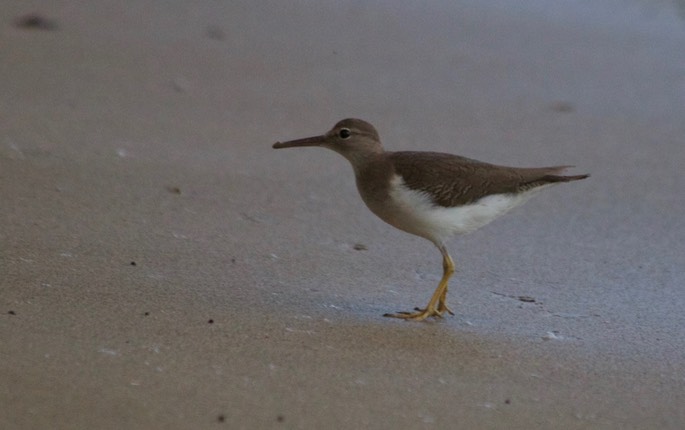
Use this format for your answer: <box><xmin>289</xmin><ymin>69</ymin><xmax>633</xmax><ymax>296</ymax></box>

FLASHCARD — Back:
<box><xmin>371</xmin><ymin>175</ymin><xmax>547</xmax><ymax>243</ymax></box>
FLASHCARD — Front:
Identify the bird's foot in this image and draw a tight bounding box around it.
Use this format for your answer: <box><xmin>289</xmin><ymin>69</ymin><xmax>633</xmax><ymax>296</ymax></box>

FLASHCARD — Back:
<box><xmin>437</xmin><ymin>301</ymin><xmax>455</xmax><ymax>316</ymax></box>
<box><xmin>383</xmin><ymin>303</ymin><xmax>453</xmax><ymax>321</ymax></box>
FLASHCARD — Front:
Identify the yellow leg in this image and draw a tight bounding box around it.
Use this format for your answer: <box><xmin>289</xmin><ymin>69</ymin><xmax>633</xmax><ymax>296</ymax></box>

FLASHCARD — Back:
<box><xmin>437</xmin><ymin>251</ymin><xmax>455</xmax><ymax>315</ymax></box>
<box><xmin>384</xmin><ymin>244</ymin><xmax>455</xmax><ymax>321</ymax></box>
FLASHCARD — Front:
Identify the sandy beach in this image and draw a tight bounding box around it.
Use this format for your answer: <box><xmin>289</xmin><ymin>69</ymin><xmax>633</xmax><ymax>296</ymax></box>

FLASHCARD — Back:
<box><xmin>2</xmin><ymin>1</ymin><xmax>684</xmax><ymax>428</ymax></box>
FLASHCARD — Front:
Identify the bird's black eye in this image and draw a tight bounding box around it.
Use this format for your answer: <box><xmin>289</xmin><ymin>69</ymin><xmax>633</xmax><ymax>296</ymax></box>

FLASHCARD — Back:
<box><xmin>338</xmin><ymin>128</ymin><xmax>351</xmax><ymax>139</ymax></box>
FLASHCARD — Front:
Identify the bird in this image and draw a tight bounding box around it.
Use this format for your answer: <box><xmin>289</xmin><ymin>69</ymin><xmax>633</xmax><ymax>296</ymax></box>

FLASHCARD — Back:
<box><xmin>272</xmin><ymin>118</ymin><xmax>588</xmax><ymax>321</ymax></box>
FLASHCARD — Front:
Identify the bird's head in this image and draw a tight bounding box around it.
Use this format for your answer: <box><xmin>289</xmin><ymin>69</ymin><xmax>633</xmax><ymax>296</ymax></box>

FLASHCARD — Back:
<box><xmin>273</xmin><ymin>118</ymin><xmax>383</xmax><ymax>164</ymax></box>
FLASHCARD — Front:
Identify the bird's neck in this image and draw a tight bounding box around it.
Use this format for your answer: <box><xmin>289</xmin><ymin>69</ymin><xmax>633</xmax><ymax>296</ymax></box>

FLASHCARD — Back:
<box><xmin>330</xmin><ymin>146</ymin><xmax>383</xmax><ymax>175</ymax></box>
<box><xmin>348</xmin><ymin>152</ymin><xmax>386</xmax><ymax>177</ymax></box>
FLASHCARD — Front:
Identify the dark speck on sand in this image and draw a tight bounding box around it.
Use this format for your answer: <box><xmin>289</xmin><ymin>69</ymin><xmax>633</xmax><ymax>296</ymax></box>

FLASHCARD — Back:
<box><xmin>14</xmin><ymin>13</ymin><xmax>58</xmax><ymax>31</ymax></box>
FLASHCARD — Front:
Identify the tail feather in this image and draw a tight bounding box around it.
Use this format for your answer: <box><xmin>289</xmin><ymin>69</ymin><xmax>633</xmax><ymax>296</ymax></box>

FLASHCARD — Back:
<box><xmin>519</xmin><ymin>172</ymin><xmax>589</xmax><ymax>191</ymax></box>
<box><xmin>537</xmin><ymin>165</ymin><xmax>589</xmax><ymax>183</ymax></box>
<box><xmin>542</xmin><ymin>173</ymin><xmax>590</xmax><ymax>183</ymax></box>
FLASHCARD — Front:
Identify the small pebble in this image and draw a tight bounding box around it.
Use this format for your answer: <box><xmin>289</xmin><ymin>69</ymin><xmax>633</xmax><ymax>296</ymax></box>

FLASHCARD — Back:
<box><xmin>550</xmin><ymin>101</ymin><xmax>575</xmax><ymax>113</ymax></box>
<box><xmin>542</xmin><ymin>331</ymin><xmax>563</xmax><ymax>341</ymax></box>
<box><xmin>205</xmin><ymin>25</ymin><xmax>226</xmax><ymax>40</ymax></box>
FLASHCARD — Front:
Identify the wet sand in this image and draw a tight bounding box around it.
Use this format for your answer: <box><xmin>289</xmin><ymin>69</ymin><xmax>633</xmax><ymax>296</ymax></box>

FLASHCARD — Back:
<box><xmin>2</xmin><ymin>1</ymin><xmax>684</xmax><ymax>428</ymax></box>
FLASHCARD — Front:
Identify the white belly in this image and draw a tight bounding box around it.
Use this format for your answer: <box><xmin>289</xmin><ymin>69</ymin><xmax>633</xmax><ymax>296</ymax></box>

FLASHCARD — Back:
<box><xmin>369</xmin><ymin>175</ymin><xmax>546</xmax><ymax>243</ymax></box>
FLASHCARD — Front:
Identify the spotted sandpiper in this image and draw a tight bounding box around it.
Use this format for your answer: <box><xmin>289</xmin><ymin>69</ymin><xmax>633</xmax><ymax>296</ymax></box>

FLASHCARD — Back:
<box><xmin>273</xmin><ymin>119</ymin><xmax>588</xmax><ymax>321</ymax></box>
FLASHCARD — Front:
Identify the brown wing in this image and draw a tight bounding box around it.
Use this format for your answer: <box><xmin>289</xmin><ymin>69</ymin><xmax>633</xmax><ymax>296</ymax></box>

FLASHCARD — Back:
<box><xmin>389</xmin><ymin>151</ymin><xmax>588</xmax><ymax>208</ymax></box>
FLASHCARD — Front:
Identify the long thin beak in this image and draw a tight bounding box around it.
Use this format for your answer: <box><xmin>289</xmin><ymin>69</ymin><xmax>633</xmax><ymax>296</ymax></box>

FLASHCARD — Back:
<box><xmin>273</xmin><ymin>135</ymin><xmax>327</xmax><ymax>149</ymax></box>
